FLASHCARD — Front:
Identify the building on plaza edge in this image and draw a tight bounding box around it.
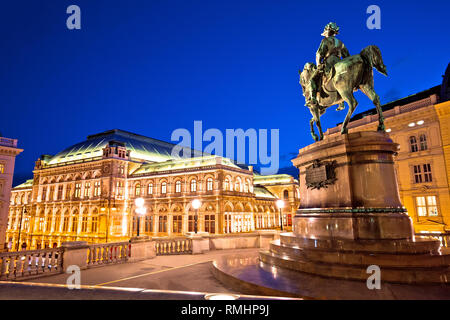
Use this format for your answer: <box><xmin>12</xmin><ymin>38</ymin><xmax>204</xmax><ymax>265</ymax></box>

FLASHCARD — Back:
<box><xmin>6</xmin><ymin>129</ymin><xmax>299</xmax><ymax>250</ymax></box>
<box><xmin>0</xmin><ymin>136</ymin><xmax>23</xmax><ymax>252</ymax></box>
<box><xmin>324</xmin><ymin>62</ymin><xmax>450</xmax><ymax>244</ymax></box>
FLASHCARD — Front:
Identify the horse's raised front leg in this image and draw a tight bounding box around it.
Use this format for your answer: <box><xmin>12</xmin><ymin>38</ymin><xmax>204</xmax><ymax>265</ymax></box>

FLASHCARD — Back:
<box><xmin>310</xmin><ymin>118</ymin><xmax>319</xmax><ymax>141</ymax></box>
<box><xmin>316</xmin><ymin>114</ymin><xmax>324</xmax><ymax>140</ymax></box>
<box><xmin>361</xmin><ymin>84</ymin><xmax>385</xmax><ymax>131</ymax></box>
<box><xmin>339</xmin><ymin>91</ymin><xmax>358</xmax><ymax>135</ymax></box>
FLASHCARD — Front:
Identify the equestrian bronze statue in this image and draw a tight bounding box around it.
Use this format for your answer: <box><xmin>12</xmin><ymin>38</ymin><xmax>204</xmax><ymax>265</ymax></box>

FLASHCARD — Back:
<box><xmin>299</xmin><ymin>22</ymin><xmax>388</xmax><ymax>141</ymax></box>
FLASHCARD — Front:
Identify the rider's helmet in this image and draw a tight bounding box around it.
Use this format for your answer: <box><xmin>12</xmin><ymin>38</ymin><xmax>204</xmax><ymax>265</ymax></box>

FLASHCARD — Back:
<box><xmin>321</xmin><ymin>22</ymin><xmax>340</xmax><ymax>37</ymax></box>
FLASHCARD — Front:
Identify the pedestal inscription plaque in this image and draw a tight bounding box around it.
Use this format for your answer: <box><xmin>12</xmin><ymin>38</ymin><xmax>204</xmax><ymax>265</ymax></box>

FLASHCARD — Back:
<box><xmin>305</xmin><ymin>160</ymin><xmax>337</xmax><ymax>190</ymax></box>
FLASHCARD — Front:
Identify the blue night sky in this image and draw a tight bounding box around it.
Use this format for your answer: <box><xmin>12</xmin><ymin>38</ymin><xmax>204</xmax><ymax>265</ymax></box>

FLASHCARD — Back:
<box><xmin>1</xmin><ymin>0</ymin><xmax>449</xmax><ymax>185</ymax></box>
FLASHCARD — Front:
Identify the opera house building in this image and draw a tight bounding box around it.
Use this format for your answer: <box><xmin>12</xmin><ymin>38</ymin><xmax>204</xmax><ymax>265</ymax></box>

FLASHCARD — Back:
<box><xmin>6</xmin><ymin>129</ymin><xmax>299</xmax><ymax>250</ymax></box>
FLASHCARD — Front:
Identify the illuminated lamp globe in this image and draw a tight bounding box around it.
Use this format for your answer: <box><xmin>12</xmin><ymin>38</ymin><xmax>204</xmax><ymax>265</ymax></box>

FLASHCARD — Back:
<box><xmin>192</xmin><ymin>199</ymin><xmax>202</xmax><ymax>210</ymax></box>
<box><xmin>276</xmin><ymin>199</ymin><xmax>285</xmax><ymax>209</ymax></box>
<box><xmin>135</xmin><ymin>197</ymin><xmax>145</xmax><ymax>207</ymax></box>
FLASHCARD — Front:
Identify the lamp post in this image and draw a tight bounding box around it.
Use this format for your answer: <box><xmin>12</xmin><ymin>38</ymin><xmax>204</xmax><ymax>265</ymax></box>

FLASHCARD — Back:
<box><xmin>276</xmin><ymin>199</ymin><xmax>285</xmax><ymax>231</ymax></box>
<box><xmin>191</xmin><ymin>199</ymin><xmax>201</xmax><ymax>234</ymax></box>
<box><xmin>135</xmin><ymin>198</ymin><xmax>146</xmax><ymax>237</ymax></box>
<box><xmin>16</xmin><ymin>207</ymin><xmax>27</xmax><ymax>251</ymax></box>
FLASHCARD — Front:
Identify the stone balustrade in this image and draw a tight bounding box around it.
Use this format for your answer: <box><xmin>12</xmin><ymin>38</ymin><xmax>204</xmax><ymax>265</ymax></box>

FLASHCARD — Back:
<box><xmin>87</xmin><ymin>242</ymin><xmax>131</xmax><ymax>266</ymax></box>
<box><xmin>0</xmin><ymin>248</ymin><xmax>63</xmax><ymax>280</ymax></box>
<box><xmin>154</xmin><ymin>237</ymin><xmax>193</xmax><ymax>255</ymax></box>
<box><xmin>0</xmin><ymin>232</ymin><xmax>278</xmax><ymax>281</ymax></box>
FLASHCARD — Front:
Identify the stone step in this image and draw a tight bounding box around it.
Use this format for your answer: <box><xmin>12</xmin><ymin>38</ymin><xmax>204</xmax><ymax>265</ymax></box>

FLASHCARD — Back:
<box><xmin>259</xmin><ymin>250</ymin><xmax>450</xmax><ymax>284</ymax></box>
<box><xmin>211</xmin><ymin>252</ymin><xmax>450</xmax><ymax>299</ymax></box>
<box><xmin>280</xmin><ymin>232</ymin><xmax>441</xmax><ymax>254</ymax></box>
<box><xmin>270</xmin><ymin>240</ymin><xmax>450</xmax><ymax>268</ymax></box>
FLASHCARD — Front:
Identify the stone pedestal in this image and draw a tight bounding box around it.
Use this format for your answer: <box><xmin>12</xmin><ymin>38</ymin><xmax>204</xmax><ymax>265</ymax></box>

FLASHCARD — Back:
<box><xmin>292</xmin><ymin>131</ymin><xmax>413</xmax><ymax>240</ymax></box>
<box><xmin>255</xmin><ymin>131</ymin><xmax>450</xmax><ymax>285</ymax></box>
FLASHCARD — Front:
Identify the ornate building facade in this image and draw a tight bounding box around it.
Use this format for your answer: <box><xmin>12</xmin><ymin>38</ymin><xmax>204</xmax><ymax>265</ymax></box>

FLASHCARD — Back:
<box><xmin>0</xmin><ymin>136</ymin><xmax>23</xmax><ymax>251</ymax></box>
<box><xmin>324</xmin><ymin>63</ymin><xmax>450</xmax><ymax>241</ymax></box>
<box><xmin>6</xmin><ymin>130</ymin><xmax>299</xmax><ymax>250</ymax></box>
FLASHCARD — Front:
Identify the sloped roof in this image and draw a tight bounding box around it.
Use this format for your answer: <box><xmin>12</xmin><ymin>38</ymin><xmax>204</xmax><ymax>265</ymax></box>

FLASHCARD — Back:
<box><xmin>132</xmin><ymin>155</ymin><xmax>241</xmax><ymax>175</ymax></box>
<box><xmin>253</xmin><ymin>186</ymin><xmax>276</xmax><ymax>199</ymax></box>
<box><xmin>13</xmin><ymin>179</ymin><xmax>33</xmax><ymax>190</ymax></box>
<box><xmin>253</xmin><ymin>173</ymin><xmax>296</xmax><ymax>185</ymax></box>
<box><xmin>46</xmin><ymin>129</ymin><xmax>200</xmax><ymax>165</ymax></box>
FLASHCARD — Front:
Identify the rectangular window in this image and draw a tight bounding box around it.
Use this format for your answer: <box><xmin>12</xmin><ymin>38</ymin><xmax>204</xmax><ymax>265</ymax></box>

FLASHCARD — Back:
<box><xmin>49</xmin><ymin>187</ymin><xmax>54</xmax><ymax>201</ymax></box>
<box><xmin>63</xmin><ymin>217</ymin><xmax>69</xmax><ymax>232</ymax></box>
<box><xmin>132</xmin><ymin>216</ymin><xmax>137</xmax><ymax>233</ymax></box>
<box><xmin>188</xmin><ymin>215</ymin><xmax>195</xmax><ymax>232</ymax></box>
<box><xmin>413</xmin><ymin>164</ymin><xmax>432</xmax><ymax>183</ymax></box>
<box><xmin>423</xmin><ymin>164</ymin><xmax>432</xmax><ymax>182</ymax></box>
<box><xmin>71</xmin><ymin>217</ymin><xmax>78</xmax><ymax>233</ymax></box>
<box><xmin>94</xmin><ymin>181</ymin><xmax>101</xmax><ymax>197</ymax></box>
<box><xmin>74</xmin><ymin>183</ymin><xmax>81</xmax><ymax>198</ymax></box>
<box><xmin>205</xmin><ymin>215</ymin><xmax>215</xmax><ymax>234</ymax></box>
<box><xmin>57</xmin><ymin>185</ymin><xmax>63</xmax><ymax>200</ymax></box>
<box><xmin>416</xmin><ymin>196</ymin><xmax>439</xmax><ymax>217</ymax></box>
<box><xmin>45</xmin><ymin>216</ymin><xmax>52</xmax><ymax>232</ymax></box>
<box><xmin>173</xmin><ymin>215</ymin><xmax>182</xmax><ymax>233</ymax></box>
<box><xmin>65</xmin><ymin>185</ymin><xmax>71</xmax><ymax>200</ymax></box>
<box><xmin>42</xmin><ymin>187</ymin><xmax>47</xmax><ymax>202</ymax></box>
<box><xmin>38</xmin><ymin>217</ymin><xmax>44</xmax><ymax>232</ymax></box>
<box><xmin>159</xmin><ymin>216</ymin><xmax>167</xmax><ymax>233</ymax></box>
<box><xmin>116</xmin><ymin>181</ymin><xmax>124</xmax><ymax>196</ymax></box>
<box><xmin>0</xmin><ymin>163</ymin><xmax>4</xmax><ymax>174</ymax></box>
<box><xmin>54</xmin><ymin>216</ymin><xmax>60</xmax><ymax>233</ymax></box>
<box><xmin>81</xmin><ymin>216</ymin><xmax>88</xmax><ymax>232</ymax></box>
<box><xmin>413</xmin><ymin>165</ymin><xmax>422</xmax><ymax>183</ymax></box>
<box><xmin>84</xmin><ymin>182</ymin><xmax>91</xmax><ymax>198</ymax></box>
<box><xmin>91</xmin><ymin>216</ymin><xmax>98</xmax><ymax>233</ymax></box>
<box><xmin>145</xmin><ymin>216</ymin><xmax>153</xmax><ymax>233</ymax></box>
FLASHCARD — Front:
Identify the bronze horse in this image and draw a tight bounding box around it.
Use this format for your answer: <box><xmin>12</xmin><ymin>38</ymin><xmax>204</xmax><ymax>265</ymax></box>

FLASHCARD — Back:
<box><xmin>299</xmin><ymin>45</ymin><xmax>388</xmax><ymax>141</ymax></box>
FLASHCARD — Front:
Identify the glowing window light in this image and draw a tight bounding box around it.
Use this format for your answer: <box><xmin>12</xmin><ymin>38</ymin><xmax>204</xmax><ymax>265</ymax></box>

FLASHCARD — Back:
<box><xmin>408</xmin><ymin>122</ymin><xmax>415</xmax><ymax>127</ymax></box>
<box><xmin>417</xmin><ymin>120</ymin><xmax>424</xmax><ymax>125</ymax></box>
<box><xmin>386</xmin><ymin>128</ymin><xmax>392</xmax><ymax>133</ymax></box>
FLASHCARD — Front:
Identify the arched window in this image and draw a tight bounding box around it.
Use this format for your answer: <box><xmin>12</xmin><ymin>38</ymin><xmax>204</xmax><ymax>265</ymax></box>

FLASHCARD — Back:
<box><xmin>207</xmin><ymin>178</ymin><xmax>213</xmax><ymax>191</ymax></box>
<box><xmin>410</xmin><ymin>136</ymin><xmax>418</xmax><ymax>152</ymax></box>
<box><xmin>135</xmin><ymin>183</ymin><xmax>141</xmax><ymax>196</ymax></box>
<box><xmin>244</xmin><ymin>183</ymin><xmax>249</xmax><ymax>193</ymax></box>
<box><xmin>161</xmin><ymin>182</ymin><xmax>167</xmax><ymax>194</ymax></box>
<box><xmin>148</xmin><ymin>183</ymin><xmax>153</xmax><ymax>195</ymax></box>
<box><xmin>175</xmin><ymin>180</ymin><xmax>182</xmax><ymax>193</ymax></box>
<box><xmin>190</xmin><ymin>179</ymin><xmax>197</xmax><ymax>192</ymax></box>
<box><xmin>224</xmin><ymin>179</ymin><xmax>229</xmax><ymax>191</ymax></box>
<box><xmin>235</xmin><ymin>178</ymin><xmax>242</xmax><ymax>192</ymax></box>
<box><xmin>283</xmin><ymin>190</ymin><xmax>289</xmax><ymax>200</ymax></box>
<box><xmin>419</xmin><ymin>134</ymin><xmax>427</xmax><ymax>151</ymax></box>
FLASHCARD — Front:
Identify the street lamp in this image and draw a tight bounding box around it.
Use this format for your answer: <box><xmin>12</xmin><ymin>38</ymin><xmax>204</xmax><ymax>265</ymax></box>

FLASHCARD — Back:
<box><xmin>135</xmin><ymin>198</ymin><xmax>146</xmax><ymax>237</ymax></box>
<box><xmin>16</xmin><ymin>207</ymin><xmax>27</xmax><ymax>252</ymax></box>
<box><xmin>191</xmin><ymin>199</ymin><xmax>201</xmax><ymax>234</ymax></box>
<box><xmin>276</xmin><ymin>199</ymin><xmax>285</xmax><ymax>231</ymax></box>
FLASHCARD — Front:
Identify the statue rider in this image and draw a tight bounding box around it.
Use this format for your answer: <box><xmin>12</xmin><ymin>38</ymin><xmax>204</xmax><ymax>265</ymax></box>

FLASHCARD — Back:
<box><xmin>307</xmin><ymin>22</ymin><xmax>350</xmax><ymax>111</ymax></box>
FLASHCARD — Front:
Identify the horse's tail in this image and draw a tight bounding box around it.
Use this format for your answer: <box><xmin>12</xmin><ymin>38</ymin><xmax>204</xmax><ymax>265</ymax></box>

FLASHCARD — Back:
<box><xmin>360</xmin><ymin>45</ymin><xmax>388</xmax><ymax>76</ymax></box>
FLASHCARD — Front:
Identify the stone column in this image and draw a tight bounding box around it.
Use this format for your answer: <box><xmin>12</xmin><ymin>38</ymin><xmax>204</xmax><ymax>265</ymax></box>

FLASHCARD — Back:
<box><xmin>167</xmin><ymin>214</ymin><xmax>172</xmax><ymax>237</ymax></box>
